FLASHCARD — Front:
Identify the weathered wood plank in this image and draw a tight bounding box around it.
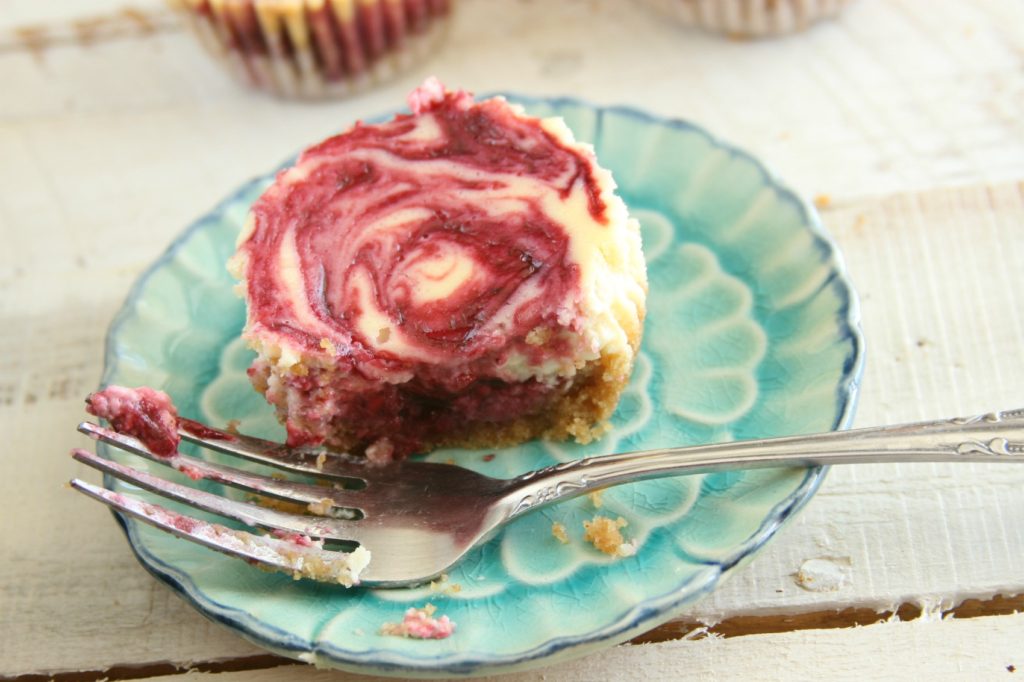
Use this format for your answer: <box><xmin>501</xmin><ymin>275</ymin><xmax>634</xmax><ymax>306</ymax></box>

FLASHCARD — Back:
<box><xmin>688</xmin><ymin>182</ymin><xmax>1024</xmax><ymax>623</ymax></box>
<box><xmin>4</xmin><ymin>180</ymin><xmax>1021</xmax><ymax>675</ymax></box>
<box><xmin>2</xmin><ymin>0</ymin><xmax>1023</xmax><ymax>676</ymax></box>
<box><xmin>143</xmin><ymin>613</ymin><xmax>1024</xmax><ymax>682</ymax></box>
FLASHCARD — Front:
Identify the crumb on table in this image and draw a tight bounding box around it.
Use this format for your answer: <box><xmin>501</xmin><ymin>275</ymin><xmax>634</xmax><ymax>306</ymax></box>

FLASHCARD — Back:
<box><xmin>551</xmin><ymin>521</ymin><xmax>570</xmax><ymax>544</ymax></box>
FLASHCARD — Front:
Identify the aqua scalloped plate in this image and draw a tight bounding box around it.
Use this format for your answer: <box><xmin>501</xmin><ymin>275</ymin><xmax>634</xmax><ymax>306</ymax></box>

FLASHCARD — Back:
<box><xmin>100</xmin><ymin>96</ymin><xmax>864</xmax><ymax>677</ymax></box>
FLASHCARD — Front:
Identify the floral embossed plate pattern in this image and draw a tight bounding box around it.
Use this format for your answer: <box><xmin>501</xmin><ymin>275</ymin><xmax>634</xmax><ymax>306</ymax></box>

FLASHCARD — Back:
<box><xmin>100</xmin><ymin>96</ymin><xmax>863</xmax><ymax>677</ymax></box>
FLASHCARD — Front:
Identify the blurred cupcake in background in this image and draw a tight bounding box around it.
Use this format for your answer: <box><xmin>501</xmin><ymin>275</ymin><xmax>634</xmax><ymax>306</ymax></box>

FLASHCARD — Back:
<box><xmin>168</xmin><ymin>0</ymin><xmax>453</xmax><ymax>98</ymax></box>
<box><xmin>640</xmin><ymin>0</ymin><xmax>852</xmax><ymax>38</ymax></box>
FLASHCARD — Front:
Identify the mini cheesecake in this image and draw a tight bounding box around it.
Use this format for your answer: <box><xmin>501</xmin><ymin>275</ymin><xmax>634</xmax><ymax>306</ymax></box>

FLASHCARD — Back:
<box><xmin>167</xmin><ymin>0</ymin><xmax>454</xmax><ymax>99</ymax></box>
<box><xmin>230</xmin><ymin>78</ymin><xmax>647</xmax><ymax>460</ymax></box>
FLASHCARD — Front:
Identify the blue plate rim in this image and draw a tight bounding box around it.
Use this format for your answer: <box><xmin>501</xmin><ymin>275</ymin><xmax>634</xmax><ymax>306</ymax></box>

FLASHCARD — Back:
<box><xmin>99</xmin><ymin>93</ymin><xmax>865</xmax><ymax>676</ymax></box>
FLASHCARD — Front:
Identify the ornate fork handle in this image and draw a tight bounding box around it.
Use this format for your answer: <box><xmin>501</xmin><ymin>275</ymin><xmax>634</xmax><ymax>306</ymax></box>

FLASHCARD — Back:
<box><xmin>505</xmin><ymin>409</ymin><xmax>1024</xmax><ymax>518</ymax></box>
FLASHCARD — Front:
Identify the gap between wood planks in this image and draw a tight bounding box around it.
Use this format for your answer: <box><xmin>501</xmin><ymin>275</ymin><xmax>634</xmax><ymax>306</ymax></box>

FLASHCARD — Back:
<box><xmin>8</xmin><ymin>593</ymin><xmax>1022</xmax><ymax>682</ymax></box>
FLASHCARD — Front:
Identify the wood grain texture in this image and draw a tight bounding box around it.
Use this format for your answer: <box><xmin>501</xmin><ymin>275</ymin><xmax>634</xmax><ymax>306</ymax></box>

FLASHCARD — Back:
<box><xmin>686</xmin><ymin>181</ymin><xmax>1024</xmax><ymax>624</ymax></box>
<box><xmin>137</xmin><ymin>612</ymin><xmax>1024</xmax><ymax>682</ymax></box>
<box><xmin>1</xmin><ymin>0</ymin><xmax>1023</xmax><ymax>677</ymax></box>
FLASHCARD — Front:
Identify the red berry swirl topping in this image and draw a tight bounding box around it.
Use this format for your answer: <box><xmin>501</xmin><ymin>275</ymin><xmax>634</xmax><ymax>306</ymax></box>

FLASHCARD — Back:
<box><xmin>231</xmin><ymin>80</ymin><xmax>647</xmax><ymax>454</ymax></box>
<box><xmin>234</xmin><ymin>81</ymin><xmax>622</xmax><ymax>385</ymax></box>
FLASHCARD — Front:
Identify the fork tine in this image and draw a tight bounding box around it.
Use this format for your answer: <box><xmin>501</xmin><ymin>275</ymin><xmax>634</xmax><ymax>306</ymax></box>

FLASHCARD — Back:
<box><xmin>174</xmin><ymin>419</ymin><xmax>379</xmax><ymax>481</ymax></box>
<box><xmin>80</xmin><ymin>422</ymin><xmax>371</xmax><ymax>514</ymax></box>
<box><xmin>69</xmin><ymin>479</ymin><xmax>370</xmax><ymax>586</ymax></box>
<box><xmin>71</xmin><ymin>448</ymin><xmax>372</xmax><ymax>543</ymax></box>
<box><xmin>77</xmin><ymin>419</ymin><xmax>375</xmax><ymax>482</ymax></box>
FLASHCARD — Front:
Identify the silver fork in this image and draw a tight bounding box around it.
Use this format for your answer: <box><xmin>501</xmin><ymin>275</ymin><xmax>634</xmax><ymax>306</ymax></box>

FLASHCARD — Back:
<box><xmin>71</xmin><ymin>408</ymin><xmax>1024</xmax><ymax>587</ymax></box>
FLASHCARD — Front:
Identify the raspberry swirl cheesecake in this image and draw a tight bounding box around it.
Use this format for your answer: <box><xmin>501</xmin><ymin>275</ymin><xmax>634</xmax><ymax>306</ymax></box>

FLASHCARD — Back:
<box><xmin>230</xmin><ymin>79</ymin><xmax>647</xmax><ymax>460</ymax></box>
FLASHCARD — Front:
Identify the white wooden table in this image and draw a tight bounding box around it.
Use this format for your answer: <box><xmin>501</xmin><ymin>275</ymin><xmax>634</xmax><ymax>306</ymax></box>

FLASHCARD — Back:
<box><xmin>2</xmin><ymin>0</ymin><xmax>1023</xmax><ymax>679</ymax></box>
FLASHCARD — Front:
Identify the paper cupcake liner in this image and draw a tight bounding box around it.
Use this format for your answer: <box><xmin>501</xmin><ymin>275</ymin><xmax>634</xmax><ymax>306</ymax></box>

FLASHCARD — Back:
<box><xmin>169</xmin><ymin>0</ymin><xmax>453</xmax><ymax>98</ymax></box>
<box><xmin>640</xmin><ymin>0</ymin><xmax>852</xmax><ymax>37</ymax></box>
